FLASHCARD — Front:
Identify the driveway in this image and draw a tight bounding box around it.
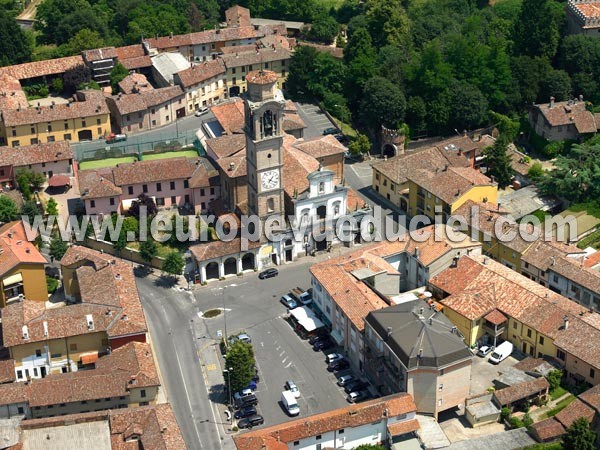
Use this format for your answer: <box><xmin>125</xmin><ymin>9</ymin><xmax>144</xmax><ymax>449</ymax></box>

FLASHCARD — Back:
<box><xmin>294</xmin><ymin>102</ymin><xmax>338</xmax><ymax>139</ymax></box>
<box><xmin>469</xmin><ymin>354</ymin><xmax>519</xmax><ymax>395</ymax></box>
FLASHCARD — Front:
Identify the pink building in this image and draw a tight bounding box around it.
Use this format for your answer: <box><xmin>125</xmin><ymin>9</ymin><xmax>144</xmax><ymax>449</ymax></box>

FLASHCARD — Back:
<box><xmin>78</xmin><ymin>157</ymin><xmax>219</xmax><ymax>215</ymax></box>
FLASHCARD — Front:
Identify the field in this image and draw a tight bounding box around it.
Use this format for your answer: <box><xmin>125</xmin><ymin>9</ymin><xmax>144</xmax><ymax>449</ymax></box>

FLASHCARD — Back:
<box><xmin>142</xmin><ymin>150</ymin><xmax>199</xmax><ymax>161</ymax></box>
<box><xmin>79</xmin><ymin>156</ymin><xmax>137</xmax><ymax>170</ymax></box>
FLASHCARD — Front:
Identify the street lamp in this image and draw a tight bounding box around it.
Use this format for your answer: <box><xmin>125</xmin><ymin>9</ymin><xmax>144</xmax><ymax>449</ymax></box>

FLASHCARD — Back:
<box><xmin>224</xmin><ymin>366</ymin><xmax>233</xmax><ymax>413</ymax></box>
<box><xmin>334</xmin><ymin>104</ymin><xmax>345</xmax><ymax>134</ymax></box>
<box><xmin>222</xmin><ymin>286</ymin><xmax>228</xmax><ymax>349</ymax></box>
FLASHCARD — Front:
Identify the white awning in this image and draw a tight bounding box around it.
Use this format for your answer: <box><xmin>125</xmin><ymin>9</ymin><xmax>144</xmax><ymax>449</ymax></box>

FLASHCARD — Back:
<box><xmin>121</xmin><ymin>196</ymin><xmax>156</xmax><ymax>211</ymax></box>
<box><xmin>2</xmin><ymin>273</ymin><xmax>23</xmax><ymax>286</ymax></box>
<box><xmin>290</xmin><ymin>306</ymin><xmax>324</xmax><ymax>332</ymax></box>
<box><xmin>331</xmin><ymin>329</ymin><xmax>344</xmax><ymax>345</ymax></box>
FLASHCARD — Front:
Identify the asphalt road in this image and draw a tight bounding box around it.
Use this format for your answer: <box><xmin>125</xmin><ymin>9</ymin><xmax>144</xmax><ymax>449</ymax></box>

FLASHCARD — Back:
<box><xmin>294</xmin><ymin>102</ymin><xmax>337</xmax><ymax>139</ymax></box>
<box><xmin>195</xmin><ymin>261</ymin><xmax>349</xmax><ymax>427</ymax></box>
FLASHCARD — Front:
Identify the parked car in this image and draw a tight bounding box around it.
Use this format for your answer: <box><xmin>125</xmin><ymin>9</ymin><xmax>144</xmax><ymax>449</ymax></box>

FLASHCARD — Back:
<box><xmin>308</xmin><ymin>331</ymin><xmax>329</xmax><ymax>345</ymax></box>
<box><xmin>233</xmin><ymin>388</ymin><xmax>253</xmax><ymax>402</ymax></box>
<box><xmin>235</xmin><ymin>393</ymin><xmax>258</xmax><ymax>408</ymax></box>
<box><xmin>477</xmin><ymin>345</ymin><xmax>493</xmax><ymax>357</ymax></box>
<box><xmin>258</xmin><ymin>268</ymin><xmax>278</xmax><ymax>279</ymax></box>
<box><xmin>322</xmin><ymin>127</ymin><xmax>339</xmax><ymax>135</ymax></box>
<box><xmin>237</xmin><ymin>415</ymin><xmax>264</xmax><ymax>429</ymax></box>
<box><xmin>337</xmin><ymin>375</ymin><xmax>355</xmax><ymax>387</ymax></box>
<box><xmin>195</xmin><ymin>106</ymin><xmax>209</xmax><ymax>116</ymax></box>
<box><xmin>230</xmin><ymin>333</ymin><xmax>252</xmax><ymax>345</ymax></box>
<box><xmin>285</xmin><ymin>380</ymin><xmax>301</xmax><ymax>398</ymax></box>
<box><xmin>328</xmin><ymin>359</ymin><xmax>350</xmax><ymax>372</ymax></box>
<box><xmin>489</xmin><ymin>341</ymin><xmax>514</xmax><ymax>364</ymax></box>
<box><xmin>335</xmin><ymin>134</ymin><xmax>349</xmax><ymax>145</ymax></box>
<box><xmin>105</xmin><ymin>133</ymin><xmax>127</xmax><ymax>144</ymax></box>
<box><xmin>280</xmin><ymin>294</ymin><xmax>298</xmax><ymax>309</ymax></box>
<box><xmin>234</xmin><ymin>406</ymin><xmax>257</xmax><ymax>419</ymax></box>
<box><xmin>246</xmin><ymin>380</ymin><xmax>257</xmax><ymax>390</ymax></box>
<box><xmin>325</xmin><ymin>353</ymin><xmax>344</xmax><ymax>364</ymax></box>
<box><xmin>298</xmin><ymin>291</ymin><xmax>312</xmax><ymax>306</ymax></box>
<box><xmin>347</xmin><ymin>390</ymin><xmax>369</xmax><ymax>403</ymax></box>
<box><xmin>313</xmin><ymin>338</ymin><xmax>334</xmax><ymax>351</ymax></box>
<box><xmin>344</xmin><ymin>380</ymin><xmax>369</xmax><ymax>394</ymax></box>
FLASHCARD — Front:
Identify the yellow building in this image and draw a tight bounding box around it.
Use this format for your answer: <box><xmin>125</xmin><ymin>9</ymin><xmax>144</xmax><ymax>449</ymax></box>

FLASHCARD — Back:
<box><xmin>0</xmin><ymin>90</ymin><xmax>110</xmax><ymax>147</ymax></box>
<box><xmin>407</xmin><ymin>166</ymin><xmax>497</xmax><ymax>221</ymax></box>
<box><xmin>220</xmin><ymin>46</ymin><xmax>292</xmax><ymax>97</ymax></box>
<box><xmin>0</xmin><ymin>221</ymin><xmax>48</xmax><ymax>308</ymax></box>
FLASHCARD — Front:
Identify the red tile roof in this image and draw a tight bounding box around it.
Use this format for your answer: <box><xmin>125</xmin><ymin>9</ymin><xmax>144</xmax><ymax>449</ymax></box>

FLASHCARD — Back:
<box><xmin>387</xmin><ymin>418</ymin><xmax>420</xmax><ymax>436</ymax></box>
<box><xmin>225</xmin><ymin>5</ymin><xmax>252</xmax><ymax>28</ymax></box>
<box><xmin>78</xmin><ymin>168</ymin><xmax>122</xmax><ymax>200</ymax></box>
<box><xmin>293</xmin><ymin>134</ymin><xmax>345</xmax><ymax>158</ymax></box>
<box><xmin>220</xmin><ymin>47</ymin><xmax>292</xmax><ymax>69</ymax></box>
<box><xmin>115</xmin><ymin>44</ymin><xmax>146</xmax><ymax>61</ymax></box>
<box><xmin>0</xmin><ymin>74</ymin><xmax>28</xmax><ymax>110</ymax></box>
<box><xmin>111</xmin><ymin>157</ymin><xmax>198</xmax><ymax>185</ymax></box>
<box><xmin>210</xmin><ymin>98</ymin><xmax>246</xmax><ymax>135</ymax></box>
<box><xmin>120</xmin><ymin>55</ymin><xmax>152</xmax><ymax>70</ymax></box>
<box><xmin>0</xmin><ymin>221</ymin><xmax>47</xmax><ymax>276</ymax></box>
<box><xmin>233</xmin><ymin>394</ymin><xmax>416</xmax><ymax>450</ymax></box>
<box><xmin>118</xmin><ymin>73</ymin><xmax>153</xmax><ymax>95</ymax></box>
<box><xmin>533</xmin><ymin>99</ymin><xmax>598</xmax><ymax>133</ymax></box>
<box><xmin>0</xmin><ymin>359</ymin><xmax>16</xmax><ymax>383</ymax></box>
<box><xmin>0</xmin><ymin>141</ymin><xmax>73</xmax><ymax>168</ymax></box>
<box><xmin>176</xmin><ymin>59</ymin><xmax>226</xmax><ymax>88</ymax></box>
<box><xmin>555</xmin><ymin>398</ymin><xmax>595</xmax><ymax>428</ymax></box>
<box><xmin>0</xmin><ymin>56</ymin><xmax>84</xmax><ymax>80</ymax></box>
<box><xmin>484</xmin><ymin>309</ymin><xmax>507</xmax><ymax>325</ymax></box>
<box><xmin>82</xmin><ymin>47</ymin><xmax>117</xmax><ymax>63</ymax></box>
<box><xmin>530</xmin><ymin>418</ymin><xmax>566</xmax><ymax>442</ymax></box>
<box><xmin>107</xmin><ymin>86</ymin><xmax>184</xmax><ymax>115</ymax></box>
<box><xmin>409</xmin><ymin>166</ymin><xmax>494</xmax><ymax>205</ymax></box>
<box><xmin>492</xmin><ymin>377</ymin><xmax>549</xmax><ymax>406</ymax></box>
<box><xmin>189</xmin><ymin>237</ymin><xmax>260</xmax><ymax>261</ymax></box>
<box><xmin>146</xmin><ymin>26</ymin><xmax>264</xmax><ymax>50</ymax></box>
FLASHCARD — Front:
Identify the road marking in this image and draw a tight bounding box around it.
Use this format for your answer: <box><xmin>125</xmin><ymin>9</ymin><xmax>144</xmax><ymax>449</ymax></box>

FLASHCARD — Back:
<box><xmin>284</xmin><ymin>362</ymin><xmax>292</xmax><ymax>369</ymax></box>
<box><xmin>282</xmin><ymin>357</ymin><xmax>287</xmax><ymax>364</ymax></box>
<box><xmin>279</xmin><ymin>351</ymin><xmax>285</xmax><ymax>357</ymax></box>
<box><xmin>205</xmin><ymin>364</ymin><xmax>217</xmax><ymax>371</ymax></box>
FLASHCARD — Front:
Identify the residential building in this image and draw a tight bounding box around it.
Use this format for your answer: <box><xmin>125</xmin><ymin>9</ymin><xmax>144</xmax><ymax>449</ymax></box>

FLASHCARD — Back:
<box><xmin>78</xmin><ymin>157</ymin><xmax>219</xmax><ymax>215</ymax></box>
<box><xmin>364</xmin><ymin>300</ymin><xmax>472</xmax><ymax>419</ymax></box>
<box><xmin>174</xmin><ymin>59</ymin><xmax>226</xmax><ymax>112</ymax></box>
<box><xmin>0</xmin><ymin>222</ymin><xmax>47</xmax><ymax>308</ymax></box>
<box><xmin>371</xmin><ymin>134</ymin><xmax>495</xmax><ymax>212</ymax></box>
<box><xmin>82</xmin><ymin>48</ymin><xmax>118</xmax><ymax>86</ymax></box>
<box><xmin>151</xmin><ymin>52</ymin><xmax>191</xmax><ymax>87</ymax></box>
<box><xmin>567</xmin><ymin>0</ymin><xmax>600</xmax><ymax>35</ymax></box>
<box><xmin>1</xmin><ymin>246</ymin><xmax>148</xmax><ymax>382</ymax></box>
<box><xmin>310</xmin><ymin>225</ymin><xmax>481</xmax><ymax>372</ymax></box>
<box><xmin>0</xmin><ymin>74</ymin><xmax>28</xmax><ymax>111</ymax></box>
<box><xmin>0</xmin><ymin>141</ymin><xmax>74</xmax><ymax>187</ymax></box>
<box><xmin>528</xmin><ymin>96</ymin><xmax>598</xmax><ymax>141</ymax></box>
<box><xmin>0</xmin><ymin>90</ymin><xmax>111</xmax><ymax>147</ymax></box>
<box><xmin>0</xmin><ymin>55</ymin><xmax>84</xmax><ymax>84</ymax></box>
<box><xmin>117</xmin><ymin>73</ymin><xmax>153</xmax><ymax>94</ymax></box>
<box><xmin>10</xmin><ymin>403</ymin><xmax>186</xmax><ymax>450</ymax></box>
<box><xmin>429</xmin><ymin>254</ymin><xmax>600</xmax><ymax>386</ymax></box>
<box><xmin>106</xmin><ymin>86</ymin><xmax>186</xmax><ymax>134</ymax></box>
<box><xmin>233</xmin><ymin>393</ymin><xmax>420</xmax><ymax>450</ymax></box>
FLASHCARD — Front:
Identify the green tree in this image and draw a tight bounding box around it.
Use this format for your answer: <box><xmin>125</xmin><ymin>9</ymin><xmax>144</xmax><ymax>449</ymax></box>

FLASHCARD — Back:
<box><xmin>406</xmin><ymin>96</ymin><xmax>427</xmax><ymax>133</ymax></box>
<box><xmin>63</xmin><ymin>64</ymin><xmax>92</xmax><ymax>94</ymax></box>
<box><xmin>343</xmin><ymin>27</ymin><xmax>378</xmax><ymax>105</ymax></box>
<box><xmin>126</xmin><ymin>3</ymin><xmax>190</xmax><ymax>44</ymax></box>
<box><xmin>21</xmin><ymin>200</ymin><xmax>42</xmax><ymax>224</ymax></box>
<box><xmin>286</xmin><ymin>45</ymin><xmax>319</xmax><ymax>99</ymax></box>
<box><xmin>110</xmin><ymin>62</ymin><xmax>129</xmax><ymax>94</ymax></box>
<box><xmin>46</xmin><ymin>197</ymin><xmax>58</xmax><ymax>216</ymax></box>
<box><xmin>538</xmin><ymin>69</ymin><xmax>571</xmax><ymax>102</ymax></box>
<box><xmin>15</xmin><ymin>169</ymin><xmax>46</xmax><ymax>200</ymax></box>
<box><xmin>513</xmin><ymin>0</ymin><xmax>563</xmax><ymax>59</ymax></box>
<box><xmin>62</xmin><ymin>29</ymin><xmax>105</xmax><ymax>56</ymax></box>
<box><xmin>483</xmin><ymin>136</ymin><xmax>513</xmax><ymax>189</ymax></box>
<box><xmin>305</xmin><ymin>14</ymin><xmax>339</xmax><ymax>44</ymax></box>
<box><xmin>354</xmin><ymin>445</ymin><xmax>386</xmax><ymax>450</ymax></box>
<box><xmin>365</xmin><ymin>0</ymin><xmax>411</xmax><ymax>52</ymax></box>
<box><xmin>546</xmin><ymin>369</ymin><xmax>562</xmax><ymax>392</ymax></box>
<box><xmin>51</xmin><ymin>77</ymin><xmax>64</xmax><ymax>93</ymax></box>
<box><xmin>359</xmin><ymin>76</ymin><xmax>405</xmax><ymax>134</ymax></box>
<box><xmin>225</xmin><ymin>341</ymin><xmax>256</xmax><ymax>394</ymax></box>
<box><xmin>140</xmin><ymin>239</ymin><xmax>158</xmax><ymax>263</ymax></box>
<box><xmin>562</xmin><ymin>418</ymin><xmax>596</xmax><ymax>450</ymax></box>
<box><xmin>49</xmin><ymin>236</ymin><xmax>68</xmax><ymax>261</ymax></box>
<box><xmin>0</xmin><ymin>196</ymin><xmax>18</xmax><ymax>223</ymax></box>
<box><xmin>162</xmin><ymin>251</ymin><xmax>185</xmax><ymax>276</ymax></box>
<box><xmin>127</xmin><ymin>194</ymin><xmax>158</xmax><ymax>219</ymax></box>
<box><xmin>448</xmin><ymin>80</ymin><xmax>488</xmax><ymax>130</ymax></box>
<box><xmin>0</xmin><ymin>9</ymin><xmax>33</xmax><ymax>65</ymax></box>
<box><xmin>349</xmin><ymin>133</ymin><xmax>371</xmax><ymax>157</ymax></box>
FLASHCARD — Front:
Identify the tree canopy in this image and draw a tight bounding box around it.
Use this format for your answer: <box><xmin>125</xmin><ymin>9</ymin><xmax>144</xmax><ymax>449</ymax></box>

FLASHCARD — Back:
<box><xmin>0</xmin><ymin>196</ymin><xmax>18</xmax><ymax>223</ymax></box>
<box><xmin>224</xmin><ymin>341</ymin><xmax>256</xmax><ymax>394</ymax></box>
<box><xmin>562</xmin><ymin>418</ymin><xmax>596</xmax><ymax>450</ymax></box>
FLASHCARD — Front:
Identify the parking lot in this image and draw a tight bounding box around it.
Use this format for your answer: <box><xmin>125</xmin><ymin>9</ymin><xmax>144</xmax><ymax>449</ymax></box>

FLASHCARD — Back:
<box><xmin>194</xmin><ymin>260</ymin><xmax>351</xmax><ymax>428</ymax></box>
<box><xmin>294</xmin><ymin>102</ymin><xmax>338</xmax><ymax>139</ymax></box>
<box><xmin>469</xmin><ymin>352</ymin><xmax>520</xmax><ymax>395</ymax></box>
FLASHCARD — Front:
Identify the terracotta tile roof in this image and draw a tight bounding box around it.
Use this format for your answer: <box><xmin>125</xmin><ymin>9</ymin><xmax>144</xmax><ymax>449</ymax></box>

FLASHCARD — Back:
<box><xmin>484</xmin><ymin>309</ymin><xmax>507</xmax><ymax>325</ymax></box>
<box><xmin>579</xmin><ymin>384</ymin><xmax>600</xmax><ymax>411</ymax></box>
<box><xmin>549</xmin><ymin>256</ymin><xmax>600</xmax><ymax>296</ymax></box>
<box><xmin>0</xmin><ymin>382</ymin><xmax>28</xmax><ymax>405</ymax></box>
<box><xmin>112</xmin><ymin>157</ymin><xmax>198</xmax><ymax>185</ymax></box>
<box><xmin>118</xmin><ymin>73</ymin><xmax>153</xmax><ymax>94</ymax></box>
<box><xmin>120</xmin><ymin>55</ymin><xmax>152</xmax><ymax>70</ymax></box>
<box><xmin>572</xmin><ymin>1</ymin><xmax>600</xmax><ymax>19</ymax></box>
<box><xmin>555</xmin><ymin>398</ymin><xmax>595</xmax><ymax>428</ymax></box>
<box><xmin>78</xmin><ymin>169</ymin><xmax>122</xmax><ymax>200</ymax></box>
<box><xmin>533</xmin><ymin>99</ymin><xmax>598</xmax><ymax>133</ymax></box>
<box><xmin>346</xmin><ymin>188</ymin><xmax>367</xmax><ymax>211</ymax></box>
<box><xmin>210</xmin><ymin>98</ymin><xmax>246</xmax><ymax>135</ymax></box>
<box><xmin>0</xmin><ymin>359</ymin><xmax>16</xmax><ymax>383</ymax></box>
<box><xmin>107</xmin><ymin>85</ymin><xmax>183</xmax><ymax>115</ymax></box>
<box><xmin>146</xmin><ymin>26</ymin><xmax>264</xmax><ymax>50</ymax></box>
<box><xmin>115</xmin><ymin>44</ymin><xmax>146</xmax><ymax>61</ymax></box>
<box><xmin>521</xmin><ymin>239</ymin><xmax>586</xmax><ymax>271</ymax></box>
<box><xmin>294</xmin><ymin>135</ymin><xmax>345</xmax><ymax>158</ymax></box>
<box><xmin>507</xmin><ymin>145</ymin><xmax>533</xmax><ymax>176</ymax></box>
<box><xmin>387</xmin><ymin>418</ymin><xmax>420</xmax><ymax>436</ymax></box>
<box><xmin>82</xmin><ymin>47</ymin><xmax>117</xmax><ymax>63</ymax></box>
<box><xmin>409</xmin><ymin>166</ymin><xmax>493</xmax><ymax>205</ymax></box>
<box><xmin>531</xmin><ymin>418</ymin><xmax>565</xmax><ymax>441</ymax></box>
<box><xmin>206</xmin><ymin>134</ymin><xmax>246</xmax><ymax>158</ymax></box>
<box><xmin>513</xmin><ymin>357</ymin><xmax>554</xmax><ymax>373</ymax></box>
<box><xmin>0</xmin><ymin>141</ymin><xmax>73</xmax><ymax>168</ymax></box>
<box><xmin>221</xmin><ymin>46</ymin><xmax>292</xmax><ymax>69</ymax></box>
<box><xmin>188</xmin><ymin>159</ymin><xmax>220</xmax><ymax>189</ymax></box>
<box><xmin>110</xmin><ymin>403</ymin><xmax>186</xmax><ymax>450</ymax></box>
<box><xmin>233</xmin><ymin>394</ymin><xmax>416</xmax><ymax>450</ymax></box>
<box><xmin>176</xmin><ymin>59</ymin><xmax>226</xmax><ymax>88</ymax></box>
<box><xmin>0</xmin><ymin>221</ymin><xmax>47</xmax><ymax>276</ymax></box>
<box><xmin>282</xmin><ymin>112</ymin><xmax>306</xmax><ymax>131</ymax></box>
<box><xmin>283</xmin><ymin>139</ymin><xmax>319</xmax><ymax>198</ymax></box>
<box><xmin>584</xmin><ymin>251</ymin><xmax>600</xmax><ymax>269</ymax></box>
<box><xmin>0</xmin><ymin>74</ymin><xmax>27</xmax><ymax>110</ymax></box>
<box><xmin>492</xmin><ymin>377</ymin><xmax>549</xmax><ymax>406</ymax></box>
<box><xmin>298</xmin><ymin>42</ymin><xmax>344</xmax><ymax>58</ymax></box>
<box><xmin>0</xmin><ymin>56</ymin><xmax>84</xmax><ymax>81</ymax></box>
<box><xmin>225</xmin><ymin>5</ymin><xmax>252</xmax><ymax>28</ymax></box>
<box><xmin>554</xmin><ymin>318</ymin><xmax>600</xmax><ymax>370</ymax></box>
<box><xmin>190</xmin><ymin>237</ymin><xmax>260</xmax><ymax>261</ymax></box>
<box><xmin>215</xmin><ymin>152</ymin><xmax>247</xmax><ymax>178</ymax></box>
<box><xmin>2</xmin><ymin>90</ymin><xmax>109</xmax><ymax>127</ymax></box>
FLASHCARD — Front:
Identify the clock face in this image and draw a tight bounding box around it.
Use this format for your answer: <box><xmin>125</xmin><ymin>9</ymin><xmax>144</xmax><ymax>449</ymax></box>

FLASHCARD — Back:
<box><xmin>261</xmin><ymin>170</ymin><xmax>280</xmax><ymax>190</ymax></box>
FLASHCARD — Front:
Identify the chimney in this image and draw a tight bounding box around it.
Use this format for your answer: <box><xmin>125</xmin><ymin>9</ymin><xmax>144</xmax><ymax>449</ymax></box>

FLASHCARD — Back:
<box><xmin>386</xmin><ymin>326</ymin><xmax>392</xmax><ymax>337</ymax></box>
<box><xmin>229</xmin><ymin>162</ymin><xmax>235</xmax><ymax>171</ymax></box>
<box><xmin>22</xmin><ymin>325</ymin><xmax>29</xmax><ymax>340</ymax></box>
<box><xmin>414</xmin><ymin>247</ymin><xmax>419</xmax><ymax>258</ymax></box>
<box><xmin>86</xmin><ymin>314</ymin><xmax>94</xmax><ymax>331</ymax></box>
<box><xmin>550</xmin><ymin>96</ymin><xmax>555</xmax><ymax>108</ymax></box>
<box><xmin>563</xmin><ymin>315</ymin><xmax>569</xmax><ymax>330</ymax></box>
<box><xmin>170</xmin><ymin>32</ymin><xmax>173</xmax><ymax>39</ymax></box>
<box><xmin>483</xmin><ymin>256</ymin><xmax>488</xmax><ymax>265</ymax></box>
<box><xmin>551</xmin><ymin>256</ymin><xmax>556</xmax><ymax>266</ymax></box>
<box><xmin>579</xmin><ymin>94</ymin><xmax>584</xmax><ymax>102</ymax></box>
<box><xmin>43</xmin><ymin>321</ymin><xmax>48</xmax><ymax>337</ymax></box>
<box><xmin>497</xmin><ymin>202</ymin><xmax>501</xmax><ymax>211</ymax></box>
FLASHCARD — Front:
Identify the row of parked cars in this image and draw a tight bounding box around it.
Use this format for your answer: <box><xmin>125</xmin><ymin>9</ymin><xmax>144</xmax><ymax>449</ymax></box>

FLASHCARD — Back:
<box><xmin>280</xmin><ymin>287</ymin><xmax>313</xmax><ymax>309</ymax></box>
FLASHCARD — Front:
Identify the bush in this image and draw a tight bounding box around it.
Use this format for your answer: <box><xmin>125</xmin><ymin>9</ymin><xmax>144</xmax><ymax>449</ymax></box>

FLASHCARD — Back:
<box><xmin>46</xmin><ymin>276</ymin><xmax>59</xmax><ymax>294</ymax></box>
<box><xmin>501</xmin><ymin>406</ymin><xmax>511</xmax><ymax>421</ymax></box>
<box><xmin>528</xmin><ymin>162</ymin><xmax>544</xmax><ymax>180</ymax></box>
<box><xmin>51</xmin><ymin>77</ymin><xmax>63</xmax><ymax>93</ymax></box>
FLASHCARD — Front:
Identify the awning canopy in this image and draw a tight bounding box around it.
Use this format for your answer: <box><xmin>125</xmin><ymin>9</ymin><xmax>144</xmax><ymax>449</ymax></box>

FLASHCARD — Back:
<box><xmin>290</xmin><ymin>306</ymin><xmax>324</xmax><ymax>332</ymax></box>
<box><xmin>80</xmin><ymin>351</ymin><xmax>99</xmax><ymax>365</ymax></box>
<box><xmin>47</xmin><ymin>174</ymin><xmax>70</xmax><ymax>187</ymax></box>
<box><xmin>2</xmin><ymin>273</ymin><xmax>23</xmax><ymax>286</ymax></box>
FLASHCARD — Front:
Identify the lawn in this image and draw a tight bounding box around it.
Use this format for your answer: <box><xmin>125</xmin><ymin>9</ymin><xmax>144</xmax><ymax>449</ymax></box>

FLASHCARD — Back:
<box><xmin>550</xmin><ymin>386</ymin><xmax>568</xmax><ymax>401</ymax></box>
<box><xmin>320</xmin><ymin>0</ymin><xmax>345</xmax><ymax>9</ymax></box>
<box><xmin>142</xmin><ymin>150</ymin><xmax>199</xmax><ymax>161</ymax></box>
<box><xmin>542</xmin><ymin>394</ymin><xmax>576</xmax><ymax>419</ymax></box>
<box><xmin>127</xmin><ymin>241</ymin><xmax>175</xmax><ymax>258</ymax></box>
<box><xmin>79</xmin><ymin>156</ymin><xmax>137</xmax><ymax>170</ymax></box>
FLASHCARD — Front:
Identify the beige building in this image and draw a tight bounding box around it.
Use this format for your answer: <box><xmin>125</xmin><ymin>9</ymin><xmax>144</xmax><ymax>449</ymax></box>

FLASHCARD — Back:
<box><xmin>528</xmin><ymin>96</ymin><xmax>598</xmax><ymax>141</ymax></box>
<box><xmin>174</xmin><ymin>59</ymin><xmax>226</xmax><ymax>112</ymax></box>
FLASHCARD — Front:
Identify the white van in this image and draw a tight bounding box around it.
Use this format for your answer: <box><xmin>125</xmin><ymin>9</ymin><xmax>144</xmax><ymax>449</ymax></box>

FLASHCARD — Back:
<box><xmin>281</xmin><ymin>390</ymin><xmax>300</xmax><ymax>416</ymax></box>
<box><xmin>488</xmin><ymin>341</ymin><xmax>514</xmax><ymax>364</ymax></box>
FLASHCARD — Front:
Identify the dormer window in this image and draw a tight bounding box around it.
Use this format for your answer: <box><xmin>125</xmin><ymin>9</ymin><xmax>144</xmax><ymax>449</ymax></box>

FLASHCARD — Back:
<box><xmin>318</xmin><ymin>182</ymin><xmax>325</xmax><ymax>194</ymax></box>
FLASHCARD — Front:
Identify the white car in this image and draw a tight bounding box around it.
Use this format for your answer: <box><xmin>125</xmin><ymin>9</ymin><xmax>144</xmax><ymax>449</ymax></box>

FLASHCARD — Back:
<box><xmin>285</xmin><ymin>380</ymin><xmax>300</xmax><ymax>398</ymax></box>
<box><xmin>477</xmin><ymin>345</ymin><xmax>493</xmax><ymax>357</ymax></box>
<box><xmin>326</xmin><ymin>353</ymin><xmax>344</xmax><ymax>364</ymax></box>
<box><xmin>194</xmin><ymin>106</ymin><xmax>209</xmax><ymax>116</ymax></box>
<box><xmin>233</xmin><ymin>388</ymin><xmax>253</xmax><ymax>402</ymax></box>
<box><xmin>337</xmin><ymin>375</ymin><xmax>355</xmax><ymax>386</ymax></box>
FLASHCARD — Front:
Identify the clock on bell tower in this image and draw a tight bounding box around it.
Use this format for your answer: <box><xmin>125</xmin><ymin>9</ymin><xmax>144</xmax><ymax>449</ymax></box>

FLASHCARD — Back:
<box><xmin>244</xmin><ymin>70</ymin><xmax>286</xmax><ymax>222</ymax></box>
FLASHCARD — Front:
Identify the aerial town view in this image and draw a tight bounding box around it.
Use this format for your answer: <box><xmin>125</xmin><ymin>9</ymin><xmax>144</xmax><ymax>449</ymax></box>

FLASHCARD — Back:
<box><xmin>1</xmin><ymin>0</ymin><xmax>600</xmax><ymax>449</ymax></box>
